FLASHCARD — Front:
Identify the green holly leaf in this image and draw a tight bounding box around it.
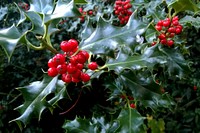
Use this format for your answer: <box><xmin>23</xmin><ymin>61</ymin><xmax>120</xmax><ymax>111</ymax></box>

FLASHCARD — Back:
<box><xmin>44</xmin><ymin>0</ymin><xmax>81</xmax><ymax>23</ymax></box>
<box><xmin>63</xmin><ymin>117</ymin><xmax>96</xmax><ymax>133</ymax></box>
<box><xmin>80</xmin><ymin>13</ymin><xmax>148</xmax><ymax>55</ymax></box>
<box><xmin>119</xmin><ymin>70</ymin><xmax>175</xmax><ymax>109</ymax></box>
<box><xmin>25</xmin><ymin>11</ymin><xmax>44</xmax><ymax>35</ymax></box>
<box><xmin>0</xmin><ymin>25</ymin><xmax>21</xmax><ymax>61</ymax></box>
<box><xmin>29</xmin><ymin>0</ymin><xmax>54</xmax><ymax>14</ymax></box>
<box><xmin>148</xmin><ymin>118</ymin><xmax>165</xmax><ymax>133</ymax></box>
<box><xmin>145</xmin><ymin>23</ymin><xmax>157</xmax><ymax>43</ymax></box>
<box><xmin>180</xmin><ymin>16</ymin><xmax>200</xmax><ymax>30</ymax></box>
<box><xmin>10</xmin><ymin>75</ymin><xmax>67</xmax><ymax>130</ymax></box>
<box><xmin>74</xmin><ymin>0</ymin><xmax>88</xmax><ymax>4</ymax></box>
<box><xmin>62</xmin><ymin>116</ymin><xmax>120</xmax><ymax>133</ymax></box>
<box><xmin>116</xmin><ymin>108</ymin><xmax>146</xmax><ymax>133</ymax></box>
<box><xmin>168</xmin><ymin>0</ymin><xmax>200</xmax><ymax>14</ymax></box>
<box><xmin>105</xmin><ymin>45</ymin><xmax>166</xmax><ymax>73</ymax></box>
<box><xmin>160</xmin><ymin>47</ymin><xmax>190</xmax><ymax>78</ymax></box>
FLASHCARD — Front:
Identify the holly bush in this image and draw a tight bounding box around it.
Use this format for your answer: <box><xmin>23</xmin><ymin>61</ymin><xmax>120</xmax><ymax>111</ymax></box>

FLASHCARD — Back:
<box><xmin>0</xmin><ymin>0</ymin><xmax>200</xmax><ymax>132</ymax></box>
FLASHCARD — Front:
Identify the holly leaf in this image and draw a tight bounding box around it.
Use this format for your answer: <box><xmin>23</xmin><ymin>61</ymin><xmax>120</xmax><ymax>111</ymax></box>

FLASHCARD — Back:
<box><xmin>44</xmin><ymin>0</ymin><xmax>81</xmax><ymax>23</ymax></box>
<box><xmin>180</xmin><ymin>16</ymin><xmax>200</xmax><ymax>30</ymax></box>
<box><xmin>25</xmin><ymin>11</ymin><xmax>44</xmax><ymax>35</ymax></box>
<box><xmin>119</xmin><ymin>70</ymin><xmax>175</xmax><ymax>109</ymax></box>
<box><xmin>63</xmin><ymin>116</ymin><xmax>120</xmax><ymax>133</ymax></box>
<box><xmin>10</xmin><ymin>75</ymin><xmax>67</xmax><ymax>130</ymax></box>
<box><xmin>145</xmin><ymin>23</ymin><xmax>157</xmax><ymax>43</ymax></box>
<box><xmin>105</xmin><ymin>45</ymin><xmax>166</xmax><ymax>73</ymax></box>
<box><xmin>79</xmin><ymin>13</ymin><xmax>148</xmax><ymax>55</ymax></box>
<box><xmin>116</xmin><ymin>108</ymin><xmax>146</xmax><ymax>133</ymax></box>
<box><xmin>168</xmin><ymin>0</ymin><xmax>200</xmax><ymax>14</ymax></box>
<box><xmin>74</xmin><ymin>0</ymin><xmax>88</xmax><ymax>4</ymax></box>
<box><xmin>29</xmin><ymin>0</ymin><xmax>54</xmax><ymax>14</ymax></box>
<box><xmin>63</xmin><ymin>117</ymin><xmax>95</xmax><ymax>133</ymax></box>
<box><xmin>0</xmin><ymin>25</ymin><xmax>22</xmax><ymax>61</ymax></box>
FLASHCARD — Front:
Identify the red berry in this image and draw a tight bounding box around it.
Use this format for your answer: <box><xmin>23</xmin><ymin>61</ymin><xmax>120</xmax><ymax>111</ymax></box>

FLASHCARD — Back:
<box><xmin>48</xmin><ymin>67</ymin><xmax>58</xmax><ymax>77</ymax></box>
<box><xmin>169</xmin><ymin>33</ymin><xmax>175</xmax><ymax>38</ymax></box>
<box><xmin>53</xmin><ymin>54</ymin><xmax>65</xmax><ymax>65</ymax></box>
<box><xmin>79</xmin><ymin>8</ymin><xmax>83</xmax><ymax>13</ymax></box>
<box><xmin>151</xmin><ymin>42</ymin><xmax>157</xmax><ymax>46</ymax></box>
<box><xmin>160</xmin><ymin>39</ymin><xmax>167</xmax><ymax>45</ymax></box>
<box><xmin>81</xmin><ymin>73</ymin><xmax>90</xmax><ymax>82</ymax></box>
<box><xmin>67</xmin><ymin>63</ymin><xmax>77</xmax><ymax>74</ymax></box>
<box><xmin>175</xmin><ymin>27</ymin><xmax>182</xmax><ymax>34</ymax></box>
<box><xmin>70</xmin><ymin>56</ymin><xmax>78</xmax><ymax>65</ymax></box>
<box><xmin>162</xmin><ymin>20</ymin><xmax>170</xmax><ymax>27</ymax></box>
<box><xmin>71</xmin><ymin>70</ymin><xmax>81</xmax><ymax>79</ymax></box>
<box><xmin>68</xmin><ymin>39</ymin><xmax>79</xmax><ymax>51</ymax></box>
<box><xmin>172</xmin><ymin>16</ymin><xmax>179</xmax><ymax>21</ymax></box>
<box><xmin>88</xmin><ymin>62</ymin><xmax>98</xmax><ymax>70</ymax></box>
<box><xmin>130</xmin><ymin>103</ymin><xmax>136</xmax><ymax>108</ymax></box>
<box><xmin>167</xmin><ymin>40</ymin><xmax>174</xmax><ymax>47</ymax></box>
<box><xmin>48</xmin><ymin>58</ymin><xmax>57</xmax><ymax>68</ymax></box>
<box><xmin>194</xmin><ymin>86</ymin><xmax>197</xmax><ymax>91</ymax></box>
<box><xmin>63</xmin><ymin>74</ymin><xmax>72</xmax><ymax>83</ymax></box>
<box><xmin>60</xmin><ymin>40</ymin><xmax>69</xmax><ymax>52</ymax></box>
<box><xmin>77</xmin><ymin>63</ymin><xmax>84</xmax><ymax>70</ymax></box>
<box><xmin>158</xmin><ymin>34</ymin><xmax>166</xmax><ymax>40</ymax></box>
<box><xmin>88</xmin><ymin>10</ymin><xmax>93</xmax><ymax>15</ymax></box>
<box><xmin>157</xmin><ymin>20</ymin><xmax>163</xmax><ymax>26</ymax></box>
<box><xmin>81</xmin><ymin>50</ymin><xmax>90</xmax><ymax>60</ymax></box>
<box><xmin>155</xmin><ymin>25</ymin><xmax>162</xmax><ymax>31</ymax></box>
<box><xmin>76</xmin><ymin>53</ymin><xmax>86</xmax><ymax>64</ymax></box>
<box><xmin>168</xmin><ymin>27</ymin><xmax>175</xmax><ymax>33</ymax></box>
<box><xmin>72</xmin><ymin>77</ymin><xmax>80</xmax><ymax>83</ymax></box>
<box><xmin>128</xmin><ymin>96</ymin><xmax>134</xmax><ymax>100</ymax></box>
<box><xmin>172</xmin><ymin>20</ymin><xmax>179</xmax><ymax>26</ymax></box>
<box><xmin>57</xmin><ymin>63</ymin><xmax>67</xmax><ymax>74</ymax></box>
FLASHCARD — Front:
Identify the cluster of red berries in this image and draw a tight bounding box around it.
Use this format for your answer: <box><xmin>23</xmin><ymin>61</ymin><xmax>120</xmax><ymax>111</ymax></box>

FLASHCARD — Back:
<box><xmin>78</xmin><ymin>8</ymin><xmax>94</xmax><ymax>22</ymax></box>
<box><xmin>47</xmin><ymin>39</ymin><xmax>98</xmax><ymax>83</ymax></box>
<box><xmin>114</xmin><ymin>0</ymin><xmax>133</xmax><ymax>25</ymax></box>
<box><xmin>152</xmin><ymin>16</ymin><xmax>183</xmax><ymax>47</ymax></box>
<box><xmin>120</xmin><ymin>94</ymin><xmax>136</xmax><ymax>109</ymax></box>
<box><xmin>18</xmin><ymin>2</ymin><xmax>29</xmax><ymax>11</ymax></box>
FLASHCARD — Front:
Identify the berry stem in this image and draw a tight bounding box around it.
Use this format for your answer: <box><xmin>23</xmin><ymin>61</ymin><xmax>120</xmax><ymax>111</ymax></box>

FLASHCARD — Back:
<box><xmin>59</xmin><ymin>89</ymin><xmax>83</xmax><ymax>115</ymax></box>
<box><xmin>36</xmin><ymin>36</ymin><xmax>59</xmax><ymax>54</ymax></box>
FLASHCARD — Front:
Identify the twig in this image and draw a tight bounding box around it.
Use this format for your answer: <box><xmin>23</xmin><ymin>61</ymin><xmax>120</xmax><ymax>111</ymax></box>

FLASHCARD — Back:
<box><xmin>59</xmin><ymin>89</ymin><xmax>82</xmax><ymax>115</ymax></box>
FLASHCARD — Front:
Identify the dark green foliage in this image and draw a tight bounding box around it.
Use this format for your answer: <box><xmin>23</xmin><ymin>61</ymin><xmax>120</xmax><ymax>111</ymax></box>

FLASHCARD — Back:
<box><xmin>1</xmin><ymin>0</ymin><xmax>200</xmax><ymax>132</ymax></box>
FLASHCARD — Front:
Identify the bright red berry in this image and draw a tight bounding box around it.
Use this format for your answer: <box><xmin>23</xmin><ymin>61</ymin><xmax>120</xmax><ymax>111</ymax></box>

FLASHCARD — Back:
<box><xmin>48</xmin><ymin>67</ymin><xmax>58</xmax><ymax>77</ymax></box>
<box><xmin>157</xmin><ymin>20</ymin><xmax>163</xmax><ymax>26</ymax></box>
<box><xmin>63</xmin><ymin>74</ymin><xmax>72</xmax><ymax>83</ymax></box>
<box><xmin>71</xmin><ymin>70</ymin><xmax>81</xmax><ymax>79</ymax></box>
<box><xmin>130</xmin><ymin>103</ymin><xmax>136</xmax><ymax>108</ymax></box>
<box><xmin>168</xmin><ymin>27</ymin><xmax>175</xmax><ymax>33</ymax></box>
<box><xmin>155</xmin><ymin>25</ymin><xmax>162</xmax><ymax>31</ymax></box>
<box><xmin>68</xmin><ymin>39</ymin><xmax>79</xmax><ymax>51</ymax></box>
<box><xmin>88</xmin><ymin>62</ymin><xmax>98</xmax><ymax>70</ymax></box>
<box><xmin>48</xmin><ymin>58</ymin><xmax>57</xmax><ymax>68</ymax></box>
<box><xmin>67</xmin><ymin>63</ymin><xmax>77</xmax><ymax>74</ymax></box>
<box><xmin>77</xmin><ymin>63</ymin><xmax>84</xmax><ymax>70</ymax></box>
<box><xmin>160</xmin><ymin>39</ymin><xmax>167</xmax><ymax>45</ymax></box>
<box><xmin>81</xmin><ymin>73</ymin><xmax>90</xmax><ymax>82</ymax></box>
<box><xmin>72</xmin><ymin>77</ymin><xmax>80</xmax><ymax>83</ymax></box>
<box><xmin>158</xmin><ymin>34</ymin><xmax>166</xmax><ymax>40</ymax></box>
<box><xmin>57</xmin><ymin>63</ymin><xmax>67</xmax><ymax>74</ymax></box>
<box><xmin>53</xmin><ymin>54</ymin><xmax>65</xmax><ymax>65</ymax></box>
<box><xmin>162</xmin><ymin>20</ymin><xmax>170</xmax><ymax>27</ymax></box>
<box><xmin>175</xmin><ymin>27</ymin><xmax>182</xmax><ymax>34</ymax></box>
<box><xmin>167</xmin><ymin>40</ymin><xmax>174</xmax><ymax>47</ymax></box>
<box><xmin>151</xmin><ymin>42</ymin><xmax>157</xmax><ymax>46</ymax></box>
